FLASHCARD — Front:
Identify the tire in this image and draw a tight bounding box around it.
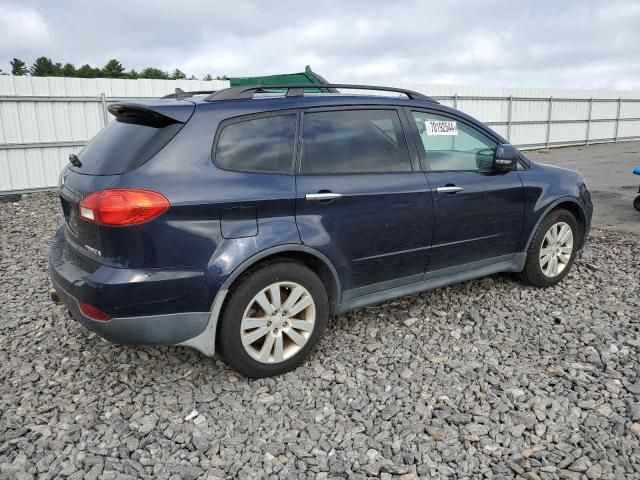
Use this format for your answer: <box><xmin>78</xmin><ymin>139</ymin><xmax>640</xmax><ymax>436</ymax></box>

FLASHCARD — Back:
<box><xmin>634</xmin><ymin>195</ymin><xmax>640</xmax><ymax>212</ymax></box>
<box><xmin>218</xmin><ymin>260</ymin><xmax>329</xmax><ymax>378</ymax></box>
<box><xmin>520</xmin><ymin>209</ymin><xmax>579</xmax><ymax>288</ymax></box>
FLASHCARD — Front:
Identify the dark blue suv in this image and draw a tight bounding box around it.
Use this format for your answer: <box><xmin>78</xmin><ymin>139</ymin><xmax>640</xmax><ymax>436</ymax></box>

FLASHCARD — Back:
<box><xmin>49</xmin><ymin>84</ymin><xmax>592</xmax><ymax>377</ymax></box>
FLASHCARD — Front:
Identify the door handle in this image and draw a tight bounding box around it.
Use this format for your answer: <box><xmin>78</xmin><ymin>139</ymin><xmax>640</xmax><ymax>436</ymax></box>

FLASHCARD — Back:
<box><xmin>436</xmin><ymin>186</ymin><xmax>463</xmax><ymax>194</ymax></box>
<box><xmin>305</xmin><ymin>192</ymin><xmax>343</xmax><ymax>201</ymax></box>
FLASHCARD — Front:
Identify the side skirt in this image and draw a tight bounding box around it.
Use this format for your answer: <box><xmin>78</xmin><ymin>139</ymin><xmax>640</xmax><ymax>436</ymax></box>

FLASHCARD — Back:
<box><xmin>178</xmin><ymin>253</ymin><xmax>527</xmax><ymax>357</ymax></box>
<box><xmin>335</xmin><ymin>253</ymin><xmax>526</xmax><ymax>314</ymax></box>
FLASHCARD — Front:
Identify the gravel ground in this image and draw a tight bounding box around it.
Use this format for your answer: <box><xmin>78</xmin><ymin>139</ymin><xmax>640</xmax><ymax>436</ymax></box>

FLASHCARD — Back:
<box><xmin>1</xmin><ymin>192</ymin><xmax>639</xmax><ymax>480</ymax></box>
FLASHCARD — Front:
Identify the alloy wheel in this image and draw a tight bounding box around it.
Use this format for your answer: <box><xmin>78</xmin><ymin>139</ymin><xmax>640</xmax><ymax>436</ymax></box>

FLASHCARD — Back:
<box><xmin>539</xmin><ymin>221</ymin><xmax>574</xmax><ymax>278</ymax></box>
<box><xmin>240</xmin><ymin>282</ymin><xmax>316</xmax><ymax>364</ymax></box>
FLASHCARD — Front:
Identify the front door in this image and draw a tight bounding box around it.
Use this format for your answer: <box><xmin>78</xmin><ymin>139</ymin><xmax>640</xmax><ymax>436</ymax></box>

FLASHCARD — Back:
<box><xmin>409</xmin><ymin>109</ymin><xmax>524</xmax><ymax>274</ymax></box>
<box><xmin>295</xmin><ymin>107</ymin><xmax>434</xmax><ymax>299</ymax></box>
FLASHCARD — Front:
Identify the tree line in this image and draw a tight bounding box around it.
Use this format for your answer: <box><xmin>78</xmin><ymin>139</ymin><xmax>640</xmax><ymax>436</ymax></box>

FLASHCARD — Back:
<box><xmin>5</xmin><ymin>57</ymin><xmax>222</xmax><ymax>81</ymax></box>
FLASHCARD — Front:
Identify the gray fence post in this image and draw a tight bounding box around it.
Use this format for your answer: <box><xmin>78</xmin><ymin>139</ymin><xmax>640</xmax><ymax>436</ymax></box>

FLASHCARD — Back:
<box><xmin>100</xmin><ymin>93</ymin><xmax>108</xmax><ymax>127</ymax></box>
<box><xmin>614</xmin><ymin>98</ymin><xmax>622</xmax><ymax>142</ymax></box>
<box><xmin>545</xmin><ymin>97</ymin><xmax>553</xmax><ymax>150</ymax></box>
<box><xmin>453</xmin><ymin>93</ymin><xmax>458</xmax><ymax>109</ymax></box>
<box><xmin>585</xmin><ymin>97</ymin><xmax>593</xmax><ymax>146</ymax></box>
<box><xmin>506</xmin><ymin>95</ymin><xmax>513</xmax><ymax>142</ymax></box>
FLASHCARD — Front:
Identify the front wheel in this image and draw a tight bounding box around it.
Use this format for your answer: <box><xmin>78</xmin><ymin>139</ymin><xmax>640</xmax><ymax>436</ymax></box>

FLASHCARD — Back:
<box><xmin>521</xmin><ymin>209</ymin><xmax>579</xmax><ymax>287</ymax></box>
<box><xmin>218</xmin><ymin>261</ymin><xmax>329</xmax><ymax>378</ymax></box>
<box><xmin>634</xmin><ymin>194</ymin><xmax>640</xmax><ymax>212</ymax></box>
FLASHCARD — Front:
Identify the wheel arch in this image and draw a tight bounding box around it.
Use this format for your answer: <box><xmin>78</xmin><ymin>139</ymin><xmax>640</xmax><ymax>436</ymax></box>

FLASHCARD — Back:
<box><xmin>221</xmin><ymin>245</ymin><xmax>342</xmax><ymax>310</ymax></box>
<box><xmin>524</xmin><ymin>197</ymin><xmax>588</xmax><ymax>252</ymax></box>
<box><xmin>179</xmin><ymin>244</ymin><xmax>342</xmax><ymax>358</ymax></box>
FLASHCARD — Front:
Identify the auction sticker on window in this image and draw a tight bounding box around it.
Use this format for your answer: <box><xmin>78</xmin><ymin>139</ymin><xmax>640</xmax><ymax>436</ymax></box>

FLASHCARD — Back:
<box><xmin>425</xmin><ymin>120</ymin><xmax>458</xmax><ymax>136</ymax></box>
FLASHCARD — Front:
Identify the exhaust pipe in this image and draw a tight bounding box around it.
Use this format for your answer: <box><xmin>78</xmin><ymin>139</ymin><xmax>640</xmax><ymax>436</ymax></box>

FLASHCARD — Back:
<box><xmin>50</xmin><ymin>288</ymin><xmax>62</xmax><ymax>305</ymax></box>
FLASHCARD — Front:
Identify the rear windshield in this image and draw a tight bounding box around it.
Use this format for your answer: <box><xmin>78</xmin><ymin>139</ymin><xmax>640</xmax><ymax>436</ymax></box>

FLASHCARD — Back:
<box><xmin>72</xmin><ymin>119</ymin><xmax>183</xmax><ymax>175</ymax></box>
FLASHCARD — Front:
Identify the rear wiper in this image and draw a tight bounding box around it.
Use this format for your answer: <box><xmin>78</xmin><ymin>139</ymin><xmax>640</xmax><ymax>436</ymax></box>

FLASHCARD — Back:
<box><xmin>69</xmin><ymin>153</ymin><xmax>82</xmax><ymax>168</ymax></box>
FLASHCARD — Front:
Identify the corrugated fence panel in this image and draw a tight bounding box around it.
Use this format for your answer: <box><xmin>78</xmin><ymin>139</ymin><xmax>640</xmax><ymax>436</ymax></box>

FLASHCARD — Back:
<box><xmin>591</xmin><ymin>101</ymin><xmax>619</xmax><ymax>120</ymax></box>
<box><xmin>1</xmin><ymin>146</ymin><xmax>71</xmax><ymax>191</ymax></box>
<box><xmin>619</xmin><ymin>120</ymin><xmax>640</xmax><ymax>139</ymax></box>
<box><xmin>550</xmin><ymin>123</ymin><xmax>587</xmax><ymax>144</ymax></box>
<box><xmin>0</xmin><ymin>102</ymin><xmax>21</xmax><ymax>142</ymax></box>
<box><xmin>2</xmin><ymin>76</ymin><xmax>640</xmax><ymax>193</ymax></box>
<box><xmin>589</xmin><ymin>121</ymin><xmax>616</xmax><ymax>141</ymax></box>
<box><xmin>0</xmin><ymin>150</ymin><xmax>11</xmax><ymax>191</ymax></box>
<box><xmin>553</xmin><ymin>100</ymin><xmax>589</xmax><ymax>121</ymax></box>
<box><xmin>512</xmin><ymin>100</ymin><xmax>549</xmax><ymax>123</ymax></box>
<box><xmin>457</xmin><ymin>98</ymin><xmax>507</xmax><ymax>123</ymax></box>
<box><xmin>511</xmin><ymin>124</ymin><xmax>548</xmax><ymax>147</ymax></box>
<box><xmin>621</xmin><ymin>101</ymin><xmax>640</xmax><ymax>119</ymax></box>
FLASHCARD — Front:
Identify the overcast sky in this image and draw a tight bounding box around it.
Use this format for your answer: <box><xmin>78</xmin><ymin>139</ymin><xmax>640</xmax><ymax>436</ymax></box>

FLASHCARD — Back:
<box><xmin>1</xmin><ymin>0</ymin><xmax>639</xmax><ymax>90</ymax></box>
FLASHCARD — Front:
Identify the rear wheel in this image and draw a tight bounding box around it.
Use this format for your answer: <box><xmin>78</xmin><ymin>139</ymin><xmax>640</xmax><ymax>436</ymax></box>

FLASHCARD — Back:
<box><xmin>634</xmin><ymin>194</ymin><xmax>640</xmax><ymax>212</ymax></box>
<box><xmin>521</xmin><ymin>209</ymin><xmax>579</xmax><ymax>287</ymax></box>
<box><xmin>218</xmin><ymin>261</ymin><xmax>329</xmax><ymax>378</ymax></box>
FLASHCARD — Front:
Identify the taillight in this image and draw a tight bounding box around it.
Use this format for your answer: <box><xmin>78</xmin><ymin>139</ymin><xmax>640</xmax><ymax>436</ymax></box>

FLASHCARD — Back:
<box><xmin>79</xmin><ymin>302</ymin><xmax>112</xmax><ymax>321</ymax></box>
<box><xmin>78</xmin><ymin>189</ymin><xmax>170</xmax><ymax>226</ymax></box>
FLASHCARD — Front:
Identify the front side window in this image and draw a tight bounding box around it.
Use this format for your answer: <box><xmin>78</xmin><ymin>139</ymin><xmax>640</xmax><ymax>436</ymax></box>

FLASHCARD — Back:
<box><xmin>300</xmin><ymin>109</ymin><xmax>412</xmax><ymax>174</ymax></box>
<box><xmin>411</xmin><ymin>111</ymin><xmax>497</xmax><ymax>171</ymax></box>
<box><xmin>215</xmin><ymin>114</ymin><xmax>296</xmax><ymax>173</ymax></box>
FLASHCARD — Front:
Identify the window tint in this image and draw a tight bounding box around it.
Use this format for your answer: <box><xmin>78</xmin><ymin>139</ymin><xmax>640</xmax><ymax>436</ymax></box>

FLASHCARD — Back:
<box><xmin>215</xmin><ymin>114</ymin><xmax>296</xmax><ymax>173</ymax></box>
<box><xmin>75</xmin><ymin>120</ymin><xmax>183</xmax><ymax>175</ymax></box>
<box><xmin>412</xmin><ymin>111</ymin><xmax>497</xmax><ymax>171</ymax></box>
<box><xmin>301</xmin><ymin>110</ymin><xmax>412</xmax><ymax>174</ymax></box>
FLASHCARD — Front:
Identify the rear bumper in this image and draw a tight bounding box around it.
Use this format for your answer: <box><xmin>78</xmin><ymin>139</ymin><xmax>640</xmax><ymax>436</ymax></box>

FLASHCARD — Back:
<box><xmin>48</xmin><ymin>226</ymin><xmax>211</xmax><ymax>346</ymax></box>
<box><xmin>51</xmin><ymin>278</ymin><xmax>210</xmax><ymax>345</ymax></box>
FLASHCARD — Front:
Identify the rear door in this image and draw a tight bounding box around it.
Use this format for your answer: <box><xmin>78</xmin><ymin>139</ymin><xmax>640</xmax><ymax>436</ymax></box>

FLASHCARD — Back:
<box><xmin>408</xmin><ymin>109</ymin><xmax>524</xmax><ymax>274</ymax></box>
<box><xmin>295</xmin><ymin>107</ymin><xmax>434</xmax><ymax>299</ymax></box>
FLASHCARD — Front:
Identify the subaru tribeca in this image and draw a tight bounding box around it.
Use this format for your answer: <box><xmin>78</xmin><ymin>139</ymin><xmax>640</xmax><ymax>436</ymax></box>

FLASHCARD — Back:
<box><xmin>49</xmin><ymin>84</ymin><xmax>593</xmax><ymax>378</ymax></box>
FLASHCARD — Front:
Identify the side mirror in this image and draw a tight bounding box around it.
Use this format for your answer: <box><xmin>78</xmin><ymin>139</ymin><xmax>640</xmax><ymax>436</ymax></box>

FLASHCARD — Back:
<box><xmin>493</xmin><ymin>144</ymin><xmax>518</xmax><ymax>171</ymax></box>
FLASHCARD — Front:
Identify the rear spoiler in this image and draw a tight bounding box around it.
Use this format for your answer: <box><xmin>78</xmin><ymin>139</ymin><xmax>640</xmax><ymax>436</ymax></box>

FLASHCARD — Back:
<box><xmin>108</xmin><ymin>102</ymin><xmax>195</xmax><ymax>126</ymax></box>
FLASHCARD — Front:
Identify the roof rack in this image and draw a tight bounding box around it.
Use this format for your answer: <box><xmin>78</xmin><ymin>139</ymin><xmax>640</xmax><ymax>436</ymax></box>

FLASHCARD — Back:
<box><xmin>162</xmin><ymin>88</ymin><xmax>217</xmax><ymax>100</ymax></box>
<box><xmin>203</xmin><ymin>84</ymin><xmax>438</xmax><ymax>103</ymax></box>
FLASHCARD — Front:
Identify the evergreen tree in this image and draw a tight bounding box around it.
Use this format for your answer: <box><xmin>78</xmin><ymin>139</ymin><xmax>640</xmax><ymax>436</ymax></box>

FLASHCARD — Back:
<box><xmin>30</xmin><ymin>57</ymin><xmax>61</xmax><ymax>76</ymax></box>
<box><xmin>140</xmin><ymin>67</ymin><xmax>169</xmax><ymax>79</ymax></box>
<box><xmin>203</xmin><ymin>74</ymin><xmax>213</xmax><ymax>81</ymax></box>
<box><xmin>76</xmin><ymin>64</ymin><xmax>100</xmax><ymax>78</ymax></box>
<box><xmin>102</xmin><ymin>59</ymin><xmax>125</xmax><ymax>78</ymax></box>
<box><xmin>15</xmin><ymin>56</ymin><xmax>204</xmax><ymax>80</ymax></box>
<box><xmin>10</xmin><ymin>58</ymin><xmax>28</xmax><ymax>75</ymax></box>
<box><xmin>170</xmin><ymin>68</ymin><xmax>186</xmax><ymax>79</ymax></box>
<box><xmin>62</xmin><ymin>63</ymin><xmax>77</xmax><ymax>77</ymax></box>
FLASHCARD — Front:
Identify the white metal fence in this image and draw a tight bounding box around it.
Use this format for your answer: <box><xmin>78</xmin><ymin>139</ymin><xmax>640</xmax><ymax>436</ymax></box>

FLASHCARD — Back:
<box><xmin>390</xmin><ymin>82</ymin><xmax>640</xmax><ymax>149</ymax></box>
<box><xmin>0</xmin><ymin>76</ymin><xmax>229</xmax><ymax>194</ymax></box>
<box><xmin>1</xmin><ymin>76</ymin><xmax>640</xmax><ymax>194</ymax></box>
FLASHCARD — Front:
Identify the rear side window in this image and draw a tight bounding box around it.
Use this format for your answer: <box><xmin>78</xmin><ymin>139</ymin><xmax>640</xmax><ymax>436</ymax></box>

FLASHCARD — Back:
<box><xmin>214</xmin><ymin>114</ymin><xmax>296</xmax><ymax>173</ymax></box>
<box><xmin>75</xmin><ymin>120</ymin><xmax>183</xmax><ymax>175</ymax></box>
<box><xmin>300</xmin><ymin>109</ymin><xmax>412</xmax><ymax>174</ymax></box>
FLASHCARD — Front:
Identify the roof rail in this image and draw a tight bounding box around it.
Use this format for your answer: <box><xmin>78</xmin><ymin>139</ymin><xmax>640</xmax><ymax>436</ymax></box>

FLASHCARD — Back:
<box><xmin>203</xmin><ymin>84</ymin><xmax>438</xmax><ymax>103</ymax></box>
<box><xmin>162</xmin><ymin>88</ymin><xmax>218</xmax><ymax>100</ymax></box>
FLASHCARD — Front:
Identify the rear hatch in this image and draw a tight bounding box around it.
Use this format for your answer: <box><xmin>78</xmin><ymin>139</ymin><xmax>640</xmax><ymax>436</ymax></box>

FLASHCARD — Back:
<box><xmin>59</xmin><ymin>100</ymin><xmax>194</xmax><ymax>265</ymax></box>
